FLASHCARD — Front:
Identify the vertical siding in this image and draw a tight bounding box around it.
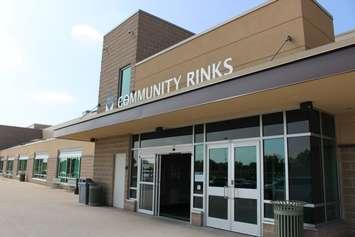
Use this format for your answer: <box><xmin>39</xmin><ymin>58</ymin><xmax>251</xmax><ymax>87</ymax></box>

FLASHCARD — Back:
<box><xmin>94</xmin><ymin>135</ymin><xmax>130</xmax><ymax>206</ymax></box>
<box><xmin>339</xmin><ymin>146</ymin><xmax>355</xmax><ymax>235</ymax></box>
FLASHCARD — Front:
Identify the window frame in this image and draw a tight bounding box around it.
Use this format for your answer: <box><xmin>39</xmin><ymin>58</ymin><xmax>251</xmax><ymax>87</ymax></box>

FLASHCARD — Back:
<box><xmin>118</xmin><ymin>65</ymin><xmax>132</xmax><ymax>99</ymax></box>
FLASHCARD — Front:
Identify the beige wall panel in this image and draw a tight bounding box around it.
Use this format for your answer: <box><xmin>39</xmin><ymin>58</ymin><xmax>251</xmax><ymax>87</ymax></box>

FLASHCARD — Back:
<box><xmin>135</xmin><ymin>18</ymin><xmax>306</xmax><ymax>90</ymax></box>
<box><xmin>302</xmin><ymin>0</ymin><xmax>334</xmax><ymax>41</ymax></box>
<box><xmin>336</xmin><ymin>112</ymin><xmax>355</xmax><ymax>145</ymax></box>
<box><xmin>135</xmin><ymin>0</ymin><xmax>304</xmax><ymax>79</ymax></box>
<box><xmin>0</xmin><ymin>139</ymin><xmax>94</xmax><ymax>185</ymax></box>
<box><xmin>303</xmin><ymin>20</ymin><xmax>334</xmax><ymax>49</ymax></box>
<box><xmin>94</xmin><ymin>135</ymin><xmax>130</xmax><ymax>206</ymax></box>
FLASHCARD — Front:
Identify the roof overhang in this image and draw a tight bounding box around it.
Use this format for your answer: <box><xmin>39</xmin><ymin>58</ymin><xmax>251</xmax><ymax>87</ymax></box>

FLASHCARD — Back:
<box><xmin>54</xmin><ymin>41</ymin><xmax>355</xmax><ymax>141</ymax></box>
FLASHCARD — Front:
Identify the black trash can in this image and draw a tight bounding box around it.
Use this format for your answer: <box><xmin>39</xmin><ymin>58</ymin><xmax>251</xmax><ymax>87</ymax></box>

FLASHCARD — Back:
<box><xmin>19</xmin><ymin>173</ymin><xmax>26</xmax><ymax>182</ymax></box>
<box><xmin>88</xmin><ymin>183</ymin><xmax>103</xmax><ymax>206</ymax></box>
<box><xmin>79</xmin><ymin>178</ymin><xmax>93</xmax><ymax>205</ymax></box>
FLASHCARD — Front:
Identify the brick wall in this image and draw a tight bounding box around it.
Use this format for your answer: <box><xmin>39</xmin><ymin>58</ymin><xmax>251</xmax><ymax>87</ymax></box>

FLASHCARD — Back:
<box><xmin>339</xmin><ymin>146</ymin><xmax>355</xmax><ymax>235</ymax></box>
<box><xmin>0</xmin><ymin>125</ymin><xmax>42</xmax><ymax>150</ymax></box>
<box><xmin>97</xmin><ymin>10</ymin><xmax>193</xmax><ymax>113</ymax></box>
<box><xmin>93</xmin><ymin>135</ymin><xmax>130</xmax><ymax>206</ymax></box>
<box><xmin>97</xmin><ymin>13</ymin><xmax>139</xmax><ymax>113</ymax></box>
<box><xmin>136</xmin><ymin>11</ymin><xmax>193</xmax><ymax>63</ymax></box>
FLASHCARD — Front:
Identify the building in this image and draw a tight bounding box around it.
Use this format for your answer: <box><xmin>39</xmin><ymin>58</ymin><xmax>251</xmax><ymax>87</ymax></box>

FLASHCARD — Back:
<box><xmin>52</xmin><ymin>0</ymin><xmax>355</xmax><ymax>236</ymax></box>
<box><xmin>0</xmin><ymin>125</ymin><xmax>95</xmax><ymax>187</ymax></box>
<box><xmin>0</xmin><ymin>124</ymin><xmax>44</xmax><ymax>150</ymax></box>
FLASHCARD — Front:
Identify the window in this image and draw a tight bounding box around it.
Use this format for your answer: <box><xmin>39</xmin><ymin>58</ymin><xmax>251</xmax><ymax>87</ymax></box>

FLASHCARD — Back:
<box><xmin>6</xmin><ymin>160</ymin><xmax>14</xmax><ymax>175</ymax></box>
<box><xmin>262</xmin><ymin>112</ymin><xmax>283</xmax><ymax>136</ymax></box>
<box><xmin>0</xmin><ymin>159</ymin><xmax>4</xmax><ymax>173</ymax></box>
<box><xmin>33</xmin><ymin>153</ymin><xmax>48</xmax><ymax>179</ymax></box>
<box><xmin>263</xmin><ymin>138</ymin><xmax>285</xmax><ymax>200</ymax></box>
<box><xmin>286</xmin><ymin>109</ymin><xmax>321</xmax><ymax>134</ymax></box>
<box><xmin>194</xmin><ymin>144</ymin><xmax>204</xmax><ymax>194</ymax></box>
<box><xmin>288</xmin><ymin>136</ymin><xmax>324</xmax><ymax>204</ymax></box>
<box><xmin>118</xmin><ymin>65</ymin><xmax>131</xmax><ymax>98</ymax></box>
<box><xmin>58</xmin><ymin>150</ymin><xmax>82</xmax><ymax>183</ymax></box>
<box><xmin>129</xmin><ymin>150</ymin><xmax>138</xmax><ymax>199</ymax></box>
<box><xmin>323</xmin><ymin>139</ymin><xmax>340</xmax><ymax>221</ymax></box>
<box><xmin>18</xmin><ymin>159</ymin><xmax>28</xmax><ymax>174</ymax></box>
<box><xmin>206</xmin><ymin>116</ymin><xmax>259</xmax><ymax>142</ymax></box>
<box><xmin>140</xmin><ymin>126</ymin><xmax>192</xmax><ymax>148</ymax></box>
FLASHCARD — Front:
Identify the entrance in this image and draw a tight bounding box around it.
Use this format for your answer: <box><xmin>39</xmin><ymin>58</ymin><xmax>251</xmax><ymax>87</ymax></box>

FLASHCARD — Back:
<box><xmin>159</xmin><ymin>153</ymin><xmax>191</xmax><ymax>221</ymax></box>
<box><xmin>206</xmin><ymin>140</ymin><xmax>261</xmax><ymax>236</ymax></box>
<box><xmin>137</xmin><ymin>146</ymin><xmax>192</xmax><ymax>221</ymax></box>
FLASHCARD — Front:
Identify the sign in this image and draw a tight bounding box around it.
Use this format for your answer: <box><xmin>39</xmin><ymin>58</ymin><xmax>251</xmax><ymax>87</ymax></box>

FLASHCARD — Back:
<box><xmin>118</xmin><ymin>57</ymin><xmax>234</xmax><ymax>108</ymax></box>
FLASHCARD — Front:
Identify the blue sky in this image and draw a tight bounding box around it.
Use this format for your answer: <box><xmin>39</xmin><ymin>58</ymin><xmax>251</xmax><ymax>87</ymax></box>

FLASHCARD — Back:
<box><xmin>0</xmin><ymin>0</ymin><xmax>354</xmax><ymax>127</ymax></box>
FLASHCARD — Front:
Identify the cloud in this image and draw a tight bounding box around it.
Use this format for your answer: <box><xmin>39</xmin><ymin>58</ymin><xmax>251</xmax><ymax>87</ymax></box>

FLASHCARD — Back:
<box><xmin>71</xmin><ymin>24</ymin><xmax>102</xmax><ymax>44</ymax></box>
<box><xmin>0</xmin><ymin>33</ymin><xmax>25</xmax><ymax>71</ymax></box>
<box><xmin>30</xmin><ymin>91</ymin><xmax>75</xmax><ymax>105</ymax></box>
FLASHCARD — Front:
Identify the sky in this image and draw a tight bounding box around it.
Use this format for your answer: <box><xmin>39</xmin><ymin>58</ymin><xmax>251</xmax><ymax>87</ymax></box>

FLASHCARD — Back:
<box><xmin>0</xmin><ymin>0</ymin><xmax>354</xmax><ymax>127</ymax></box>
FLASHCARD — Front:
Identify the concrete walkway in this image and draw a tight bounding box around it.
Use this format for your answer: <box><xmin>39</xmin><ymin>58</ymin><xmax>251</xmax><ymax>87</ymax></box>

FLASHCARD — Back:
<box><xmin>0</xmin><ymin>177</ymin><xmax>247</xmax><ymax>237</ymax></box>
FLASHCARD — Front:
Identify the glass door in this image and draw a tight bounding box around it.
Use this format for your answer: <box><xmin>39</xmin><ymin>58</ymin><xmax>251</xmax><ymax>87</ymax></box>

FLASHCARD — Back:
<box><xmin>206</xmin><ymin>141</ymin><xmax>260</xmax><ymax>236</ymax></box>
<box><xmin>138</xmin><ymin>156</ymin><xmax>156</xmax><ymax>215</ymax></box>
<box><xmin>231</xmin><ymin>141</ymin><xmax>260</xmax><ymax>236</ymax></box>
<box><xmin>206</xmin><ymin>144</ymin><xmax>230</xmax><ymax>230</ymax></box>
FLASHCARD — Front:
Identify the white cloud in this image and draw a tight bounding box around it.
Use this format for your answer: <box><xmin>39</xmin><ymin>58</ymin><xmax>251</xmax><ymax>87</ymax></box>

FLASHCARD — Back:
<box><xmin>30</xmin><ymin>91</ymin><xmax>75</xmax><ymax>105</ymax></box>
<box><xmin>71</xmin><ymin>24</ymin><xmax>102</xmax><ymax>43</ymax></box>
<box><xmin>0</xmin><ymin>33</ymin><xmax>24</xmax><ymax>70</ymax></box>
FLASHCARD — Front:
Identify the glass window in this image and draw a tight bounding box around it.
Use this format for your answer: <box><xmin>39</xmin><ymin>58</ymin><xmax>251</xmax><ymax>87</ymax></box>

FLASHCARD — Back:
<box><xmin>262</xmin><ymin>112</ymin><xmax>283</xmax><ymax>136</ymax></box>
<box><xmin>288</xmin><ymin>136</ymin><xmax>324</xmax><ymax>204</ymax></box>
<box><xmin>18</xmin><ymin>160</ymin><xmax>27</xmax><ymax>173</ymax></box>
<box><xmin>234</xmin><ymin>198</ymin><xmax>257</xmax><ymax>224</ymax></box>
<box><xmin>140</xmin><ymin>159</ymin><xmax>154</xmax><ymax>182</ymax></box>
<box><xmin>194</xmin><ymin>124</ymin><xmax>204</xmax><ymax>143</ymax></box>
<box><xmin>264</xmin><ymin>203</ymin><xmax>274</xmax><ymax>219</ymax></box>
<box><xmin>208</xmin><ymin>196</ymin><xmax>228</xmax><ymax>219</ymax></box>
<box><xmin>140</xmin><ymin>126</ymin><xmax>192</xmax><ymax>147</ymax></box>
<box><xmin>206</xmin><ymin>116</ymin><xmax>259</xmax><ymax>142</ymax></box>
<box><xmin>6</xmin><ymin>160</ymin><xmax>14</xmax><ymax>175</ymax></box>
<box><xmin>0</xmin><ymin>160</ymin><xmax>3</xmax><ymax>173</ymax></box>
<box><xmin>323</xmin><ymin>139</ymin><xmax>340</xmax><ymax>221</ymax></box>
<box><xmin>264</xmin><ymin>138</ymin><xmax>285</xmax><ymax>200</ymax></box>
<box><xmin>234</xmin><ymin>146</ymin><xmax>257</xmax><ymax>189</ymax></box>
<box><xmin>119</xmin><ymin>66</ymin><xmax>131</xmax><ymax>98</ymax></box>
<box><xmin>33</xmin><ymin>159</ymin><xmax>48</xmax><ymax>179</ymax></box>
<box><xmin>58</xmin><ymin>157</ymin><xmax>81</xmax><ymax>182</ymax></box>
<box><xmin>194</xmin><ymin>144</ymin><xmax>204</xmax><ymax>194</ymax></box>
<box><xmin>193</xmin><ymin>196</ymin><xmax>203</xmax><ymax>209</ymax></box>
<box><xmin>321</xmin><ymin>113</ymin><xmax>335</xmax><ymax>138</ymax></box>
<box><xmin>129</xmin><ymin>151</ymin><xmax>138</xmax><ymax>199</ymax></box>
<box><xmin>209</xmin><ymin>147</ymin><xmax>228</xmax><ymax>187</ymax></box>
<box><xmin>286</xmin><ymin>109</ymin><xmax>320</xmax><ymax>134</ymax></box>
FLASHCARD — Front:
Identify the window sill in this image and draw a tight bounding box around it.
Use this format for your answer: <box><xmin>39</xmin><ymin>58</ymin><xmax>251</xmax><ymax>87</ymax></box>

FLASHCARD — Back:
<box><xmin>32</xmin><ymin>178</ymin><xmax>47</xmax><ymax>182</ymax></box>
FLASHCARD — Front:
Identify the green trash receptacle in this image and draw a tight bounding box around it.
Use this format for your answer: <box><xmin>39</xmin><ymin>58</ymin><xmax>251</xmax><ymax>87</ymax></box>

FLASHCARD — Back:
<box><xmin>272</xmin><ymin>201</ymin><xmax>304</xmax><ymax>237</ymax></box>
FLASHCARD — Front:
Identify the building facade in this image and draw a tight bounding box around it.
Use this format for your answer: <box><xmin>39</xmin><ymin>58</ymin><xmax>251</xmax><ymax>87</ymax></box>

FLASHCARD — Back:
<box><xmin>0</xmin><ymin>130</ymin><xmax>95</xmax><ymax>187</ymax></box>
<box><xmin>53</xmin><ymin>0</ymin><xmax>355</xmax><ymax>236</ymax></box>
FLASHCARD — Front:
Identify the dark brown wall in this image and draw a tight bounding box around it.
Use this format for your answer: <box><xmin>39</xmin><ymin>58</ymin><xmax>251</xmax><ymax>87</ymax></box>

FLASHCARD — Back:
<box><xmin>97</xmin><ymin>13</ymin><xmax>139</xmax><ymax>113</ymax></box>
<box><xmin>136</xmin><ymin>11</ymin><xmax>193</xmax><ymax>63</ymax></box>
<box><xmin>97</xmin><ymin>10</ymin><xmax>193</xmax><ymax>113</ymax></box>
<box><xmin>0</xmin><ymin>125</ymin><xmax>42</xmax><ymax>150</ymax></box>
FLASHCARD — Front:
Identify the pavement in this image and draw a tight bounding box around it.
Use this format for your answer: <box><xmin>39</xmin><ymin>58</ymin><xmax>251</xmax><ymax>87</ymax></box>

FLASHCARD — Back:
<box><xmin>0</xmin><ymin>177</ymin><xmax>246</xmax><ymax>237</ymax></box>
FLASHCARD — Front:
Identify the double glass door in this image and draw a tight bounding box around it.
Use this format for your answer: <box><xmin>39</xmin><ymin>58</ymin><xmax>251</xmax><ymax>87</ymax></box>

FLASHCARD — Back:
<box><xmin>207</xmin><ymin>141</ymin><xmax>261</xmax><ymax>236</ymax></box>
